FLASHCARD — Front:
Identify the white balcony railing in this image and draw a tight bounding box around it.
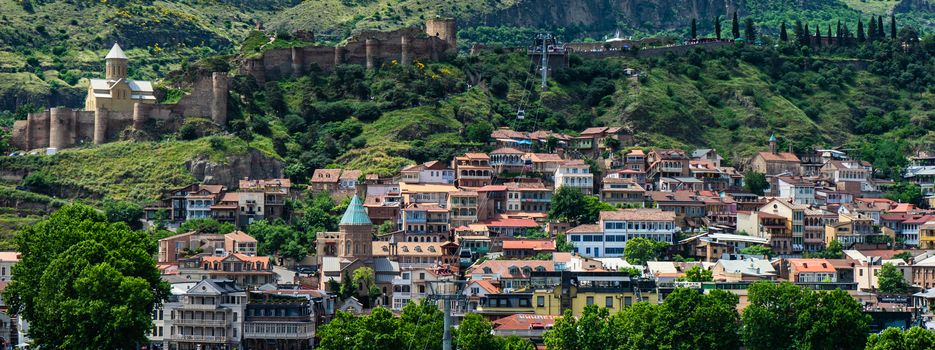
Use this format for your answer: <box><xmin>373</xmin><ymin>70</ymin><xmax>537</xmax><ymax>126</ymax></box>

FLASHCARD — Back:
<box><xmin>173</xmin><ymin>318</ymin><xmax>228</xmax><ymax>326</ymax></box>
<box><xmin>175</xmin><ymin>334</ymin><xmax>228</xmax><ymax>343</ymax></box>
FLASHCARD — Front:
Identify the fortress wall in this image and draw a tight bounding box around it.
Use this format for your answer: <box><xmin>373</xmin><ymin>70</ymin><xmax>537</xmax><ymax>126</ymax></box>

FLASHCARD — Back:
<box><xmin>10</xmin><ymin>120</ymin><xmax>30</xmax><ymax>150</ymax></box>
<box><xmin>301</xmin><ymin>46</ymin><xmax>339</xmax><ymax>72</ymax></box>
<box><xmin>27</xmin><ymin>111</ymin><xmax>51</xmax><ymax>149</ymax></box>
<box><xmin>75</xmin><ymin>111</ymin><xmax>95</xmax><ymax>144</ymax></box>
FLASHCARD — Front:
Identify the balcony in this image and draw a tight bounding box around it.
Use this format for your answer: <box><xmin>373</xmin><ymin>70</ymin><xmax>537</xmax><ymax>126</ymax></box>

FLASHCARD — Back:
<box><xmin>175</xmin><ymin>334</ymin><xmax>228</xmax><ymax>343</ymax></box>
<box><xmin>181</xmin><ymin>303</ymin><xmax>220</xmax><ymax>310</ymax></box>
<box><xmin>174</xmin><ymin>318</ymin><xmax>228</xmax><ymax>326</ymax></box>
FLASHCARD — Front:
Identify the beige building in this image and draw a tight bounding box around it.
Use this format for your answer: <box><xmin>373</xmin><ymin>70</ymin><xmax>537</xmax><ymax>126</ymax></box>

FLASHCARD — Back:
<box><xmin>85</xmin><ymin>43</ymin><xmax>156</xmax><ymax>112</ymax></box>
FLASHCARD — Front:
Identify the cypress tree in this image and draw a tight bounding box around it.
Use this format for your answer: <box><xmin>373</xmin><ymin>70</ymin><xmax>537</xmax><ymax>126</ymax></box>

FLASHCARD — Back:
<box><xmin>827</xmin><ymin>24</ymin><xmax>832</xmax><ymax>46</ymax></box>
<box><xmin>857</xmin><ymin>18</ymin><xmax>865</xmax><ymax>43</ymax></box>
<box><xmin>890</xmin><ymin>14</ymin><xmax>897</xmax><ymax>39</ymax></box>
<box><xmin>878</xmin><ymin>16</ymin><xmax>884</xmax><ymax>38</ymax></box>
<box><xmin>745</xmin><ymin>17</ymin><xmax>756</xmax><ymax>42</ymax></box>
<box><xmin>780</xmin><ymin>21</ymin><xmax>788</xmax><ymax>42</ymax></box>
<box><xmin>815</xmin><ymin>25</ymin><xmax>822</xmax><ymax>48</ymax></box>
<box><xmin>795</xmin><ymin>20</ymin><xmax>804</xmax><ymax>45</ymax></box>
<box><xmin>836</xmin><ymin>20</ymin><xmax>843</xmax><ymax>43</ymax></box>
<box><xmin>804</xmin><ymin>23</ymin><xmax>811</xmax><ymax>46</ymax></box>
<box><xmin>868</xmin><ymin>16</ymin><xmax>877</xmax><ymax>42</ymax></box>
<box><xmin>843</xmin><ymin>23</ymin><xmax>851</xmax><ymax>46</ymax></box>
<box><xmin>691</xmin><ymin>18</ymin><xmax>697</xmax><ymax>39</ymax></box>
<box><xmin>732</xmin><ymin>12</ymin><xmax>740</xmax><ymax>39</ymax></box>
<box><xmin>715</xmin><ymin>16</ymin><xmax>722</xmax><ymax>40</ymax></box>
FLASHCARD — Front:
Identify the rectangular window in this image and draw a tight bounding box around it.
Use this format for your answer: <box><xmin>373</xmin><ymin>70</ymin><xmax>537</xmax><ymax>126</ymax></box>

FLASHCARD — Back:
<box><xmin>606</xmin><ymin>296</ymin><xmax>613</xmax><ymax>308</ymax></box>
<box><xmin>586</xmin><ymin>296</ymin><xmax>594</xmax><ymax>305</ymax></box>
<box><xmin>537</xmin><ymin>296</ymin><xmax>545</xmax><ymax>307</ymax></box>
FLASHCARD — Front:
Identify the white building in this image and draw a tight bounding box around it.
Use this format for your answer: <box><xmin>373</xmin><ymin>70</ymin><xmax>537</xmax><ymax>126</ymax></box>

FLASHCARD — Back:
<box><xmin>554</xmin><ymin>160</ymin><xmax>593</xmax><ymax>194</ymax></box>
<box><xmin>163</xmin><ymin>279</ymin><xmax>246</xmax><ymax>350</ymax></box>
<box><xmin>400</xmin><ymin>161</ymin><xmax>456</xmax><ymax>184</ymax></box>
<box><xmin>565</xmin><ymin>209</ymin><xmax>678</xmax><ymax>257</ymax></box>
<box><xmin>776</xmin><ymin>177</ymin><xmax>816</xmax><ymax>205</ymax></box>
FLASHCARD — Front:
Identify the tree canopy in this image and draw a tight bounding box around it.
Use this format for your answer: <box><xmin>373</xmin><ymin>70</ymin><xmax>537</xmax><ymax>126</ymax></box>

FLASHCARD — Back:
<box><xmin>624</xmin><ymin>237</ymin><xmax>668</xmax><ymax>265</ymax></box>
<box><xmin>877</xmin><ymin>262</ymin><xmax>910</xmax><ymax>294</ymax></box>
<box><xmin>549</xmin><ymin>186</ymin><xmax>613</xmax><ymax>226</ymax></box>
<box><xmin>743</xmin><ymin>172</ymin><xmax>768</xmax><ymax>196</ymax></box>
<box><xmin>3</xmin><ymin>204</ymin><xmax>170</xmax><ymax>349</ymax></box>
<box><xmin>866</xmin><ymin>326</ymin><xmax>935</xmax><ymax>350</ymax></box>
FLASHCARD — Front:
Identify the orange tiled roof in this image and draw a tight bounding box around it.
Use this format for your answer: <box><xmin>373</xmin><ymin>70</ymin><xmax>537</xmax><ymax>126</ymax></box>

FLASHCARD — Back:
<box><xmin>600</xmin><ymin>208</ymin><xmax>677</xmax><ymax>221</ymax></box>
<box><xmin>788</xmin><ymin>258</ymin><xmax>836</xmax><ymax>273</ymax></box>
<box><xmin>502</xmin><ymin>239</ymin><xmax>556</xmax><ymax>251</ymax></box>
<box><xmin>756</xmin><ymin>151</ymin><xmax>800</xmax><ymax>162</ymax></box>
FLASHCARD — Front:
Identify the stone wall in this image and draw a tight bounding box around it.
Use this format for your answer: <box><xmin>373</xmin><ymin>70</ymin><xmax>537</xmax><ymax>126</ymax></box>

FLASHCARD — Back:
<box><xmin>242</xmin><ymin>21</ymin><xmax>455</xmax><ymax>84</ymax></box>
<box><xmin>10</xmin><ymin>72</ymin><xmax>229</xmax><ymax>150</ymax></box>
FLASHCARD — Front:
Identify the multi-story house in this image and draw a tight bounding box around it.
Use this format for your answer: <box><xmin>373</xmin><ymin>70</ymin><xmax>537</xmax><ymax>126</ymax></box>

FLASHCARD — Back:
<box><xmin>243</xmin><ymin>291</ymin><xmax>317</xmax><ymax>350</ymax></box>
<box><xmin>400</xmin><ymin>160</ymin><xmax>455</xmax><ymax>184</ymax></box>
<box><xmin>338</xmin><ymin>170</ymin><xmax>362</xmax><ymax>191</ymax></box>
<box><xmin>571</xmin><ymin>127</ymin><xmax>632</xmax><ymax>159</ymax></box>
<box><xmin>374</xmin><ymin>241</ymin><xmax>461</xmax><ymax>271</ymax></box>
<box><xmin>646</xmin><ymin>149</ymin><xmax>690</xmax><ymax>188</ymax></box>
<box><xmin>146</xmin><ymin>184</ymin><xmax>226</xmax><ymax>223</ymax></box>
<box><xmin>210</xmin><ymin>192</ymin><xmax>240</xmax><ymax>224</ymax></box>
<box><xmin>224</xmin><ymin>231</ymin><xmax>257</xmax><ymax>256</ymax></box>
<box><xmin>679</xmin><ymin>233</ymin><xmax>769</xmax><ymax>262</ymax></box>
<box><xmin>400</xmin><ymin>182</ymin><xmax>457</xmax><ymax>207</ymax></box>
<box><xmin>736</xmin><ymin>211</ymin><xmax>792</xmax><ymax>255</ymax></box>
<box><xmin>918</xmin><ymin>222</ymin><xmax>935</xmax><ymax>249</ymax></box>
<box><xmin>364</xmin><ymin>194</ymin><xmax>401</xmax><ymax>227</ymax></box>
<box><xmin>565</xmin><ymin>209</ymin><xmax>677</xmax><ymax>257</ymax></box>
<box><xmin>759</xmin><ymin>199</ymin><xmax>808</xmax><ymax>252</ymax></box>
<box><xmin>623</xmin><ymin>149</ymin><xmax>646</xmax><ymax>172</ymax></box>
<box><xmin>750</xmin><ymin>134</ymin><xmax>801</xmax><ymax>176</ymax></box>
<box><xmin>158</xmin><ymin>231</ymin><xmax>226</xmax><ymax>264</ymax></box>
<box><xmin>787</xmin><ymin>258</ymin><xmax>837</xmax><ymax>283</ymax></box>
<box><xmin>607</xmin><ymin>169</ymin><xmax>647</xmax><ymax>187</ymax></box>
<box><xmin>180</xmin><ymin>253</ymin><xmax>276</xmax><ymax>287</ymax></box>
<box><xmin>822</xmin><ymin>160</ymin><xmax>873</xmax><ymax>193</ymax></box>
<box><xmin>502</xmin><ymin>239</ymin><xmax>556</xmax><ymax>258</ymax></box>
<box><xmin>688</xmin><ymin>160</ymin><xmax>730</xmax><ymax>191</ymax></box>
<box><xmin>530</xmin><ymin>271</ymin><xmax>658</xmax><ymax>317</ymax></box>
<box><xmin>825</xmin><ymin>212</ymin><xmax>875</xmax><ymax>247</ymax></box>
<box><xmin>236</xmin><ymin>190</ymin><xmax>266</xmax><ymax>226</ymax></box>
<box><xmin>776</xmin><ymin>177</ymin><xmax>816</xmax><ymax>205</ymax></box>
<box><xmin>490</xmin><ymin>147</ymin><xmax>526</xmax><ymax>174</ymax></box>
<box><xmin>645</xmin><ymin>191</ymin><xmax>707</xmax><ymax>218</ymax></box>
<box><xmin>163</xmin><ymin>279</ymin><xmax>246</xmax><ymax>350</ymax></box>
<box><xmin>712</xmin><ymin>257</ymin><xmax>777</xmax><ymax>282</ymax></box>
<box><xmin>691</xmin><ymin>148</ymin><xmax>723</xmax><ymax>167</ymax></box>
<box><xmin>453</xmin><ymin>153</ymin><xmax>493</xmax><ymax>188</ymax></box>
<box><xmin>388</xmin><ymin>266</ymin><xmax>456</xmax><ymax>310</ymax></box>
<box><xmin>399</xmin><ymin>203</ymin><xmax>450</xmax><ymax>242</ymax></box>
<box><xmin>449</xmin><ymin>190</ymin><xmax>479</xmax><ymax>228</ymax></box>
<box><xmin>238</xmin><ymin>178</ymin><xmax>292</xmax><ymax>219</ymax></box>
<box><xmin>523</xmin><ymin>153</ymin><xmax>565</xmax><ymax>178</ymax></box>
<box><xmin>309</xmin><ymin>169</ymin><xmax>342</xmax><ymax>193</ymax></box>
<box><xmin>658</xmin><ymin>176</ymin><xmax>704</xmax><ymax>192</ymax></box>
<box><xmin>599</xmin><ymin>177</ymin><xmax>645</xmax><ymax>207</ymax></box>
<box><xmin>470</xmin><ymin>260</ymin><xmax>555</xmax><ymax>291</ymax></box>
<box><xmin>504</xmin><ymin>182</ymin><xmax>552</xmax><ymax>213</ymax></box>
<box><xmin>905</xmin><ymin>151</ymin><xmax>935</xmax><ymax>207</ymax></box>
<box><xmin>881</xmin><ymin>214</ymin><xmax>932</xmax><ymax>247</ymax></box>
<box><xmin>804</xmin><ymin>209</ymin><xmax>836</xmax><ymax>252</ymax></box>
<box><xmin>554</xmin><ymin>160</ymin><xmax>593</xmax><ymax>194</ymax></box>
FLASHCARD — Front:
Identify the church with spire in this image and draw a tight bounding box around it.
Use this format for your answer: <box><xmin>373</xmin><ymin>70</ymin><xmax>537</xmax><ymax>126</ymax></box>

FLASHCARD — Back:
<box><xmin>316</xmin><ymin>194</ymin><xmax>400</xmax><ymax>301</ymax></box>
<box><xmin>85</xmin><ymin>43</ymin><xmax>156</xmax><ymax>113</ymax></box>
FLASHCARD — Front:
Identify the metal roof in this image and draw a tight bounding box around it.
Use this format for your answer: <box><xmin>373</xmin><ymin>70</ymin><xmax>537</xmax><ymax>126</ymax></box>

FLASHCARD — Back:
<box><xmin>340</xmin><ymin>195</ymin><xmax>372</xmax><ymax>226</ymax></box>
<box><xmin>105</xmin><ymin>43</ymin><xmax>128</xmax><ymax>59</ymax></box>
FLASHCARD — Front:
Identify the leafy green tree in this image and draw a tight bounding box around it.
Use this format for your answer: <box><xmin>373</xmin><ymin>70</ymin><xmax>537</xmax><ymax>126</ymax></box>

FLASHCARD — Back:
<box><xmin>549</xmin><ymin>186</ymin><xmax>587</xmax><ymax>225</ymax></box>
<box><xmin>884</xmin><ymin>182</ymin><xmax>923</xmax><ymax>206</ymax></box>
<box><xmin>555</xmin><ymin>233</ymin><xmax>574</xmax><ymax>253</ymax></box>
<box><xmin>878</xmin><ymin>262</ymin><xmax>910</xmax><ymax>294</ymax></box>
<box><xmin>179</xmin><ymin>218</ymin><xmax>235</xmax><ymax>234</ymax></box>
<box><xmin>465</xmin><ymin>121</ymin><xmax>494</xmax><ymax>143</ymax></box>
<box><xmin>662</xmin><ymin>288</ymin><xmax>740</xmax><ymax>350</ymax></box>
<box><xmin>353</xmin><ymin>267</ymin><xmax>379</xmax><ymax>305</ymax></box>
<box><xmin>684</xmin><ymin>265</ymin><xmax>713</xmax><ymax>282</ymax></box>
<box><xmin>457</xmin><ymin>313</ymin><xmax>498</xmax><ymax>350</ymax></box>
<box><xmin>500</xmin><ymin>335</ymin><xmax>536</xmax><ymax>350</ymax></box>
<box><xmin>743</xmin><ymin>171</ymin><xmax>768</xmax><ymax>196</ymax></box>
<box><xmin>818</xmin><ymin>240</ymin><xmax>844</xmax><ymax>259</ymax></box>
<box><xmin>247</xmin><ymin>220</ymin><xmax>311</xmax><ymax>261</ymax></box>
<box><xmin>4</xmin><ymin>204</ymin><xmax>169</xmax><ymax>349</ymax></box>
<box><xmin>544</xmin><ymin>309</ymin><xmax>578</xmax><ymax>350</ymax></box>
<box><xmin>739</xmin><ymin>245</ymin><xmax>772</xmax><ymax>258</ymax></box>
<box><xmin>893</xmin><ymin>251</ymin><xmax>913</xmax><ymax>262</ymax></box>
<box><xmin>624</xmin><ymin>237</ymin><xmax>668</xmax><ymax>265</ymax></box>
<box><xmin>866</xmin><ymin>326</ymin><xmax>935</xmax><ymax>350</ymax></box>
<box><xmin>742</xmin><ymin>282</ymin><xmax>870</xmax><ymax>350</ymax></box>
<box><xmin>102</xmin><ymin>200</ymin><xmax>144</xmax><ymax>230</ymax></box>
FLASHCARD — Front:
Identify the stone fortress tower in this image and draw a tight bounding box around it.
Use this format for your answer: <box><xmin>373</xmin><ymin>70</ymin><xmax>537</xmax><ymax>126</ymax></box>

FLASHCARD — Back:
<box><xmin>11</xmin><ymin>43</ymin><xmax>229</xmax><ymax>151</ymax></box>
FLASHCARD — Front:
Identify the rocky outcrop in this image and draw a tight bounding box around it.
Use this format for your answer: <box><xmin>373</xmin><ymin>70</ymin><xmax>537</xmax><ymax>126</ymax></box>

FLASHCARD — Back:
<box><xmin>187</xmin><ymin>149</ymin><xmax>283</xmax><ymax>189</ymax></box>
<box><xmin>465</xmin><ymin>0</ymin><xmax>739</xmax><ymax>35</ymax></box>
<box><xmin>895</xmin><ymin>0</ymin><xmax>935</xmax><ymax>13</ymax></box>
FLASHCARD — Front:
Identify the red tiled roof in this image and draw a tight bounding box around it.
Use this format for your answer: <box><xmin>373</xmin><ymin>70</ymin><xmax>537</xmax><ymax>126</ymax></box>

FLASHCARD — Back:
<box><xmin>566</xmin><ymin>224</ymin><xmax>602</xmax><ymax>234</ymax></box>
<box><xmin>491</xmin><ymin>147</ymin><xmax>524</xmax><ymax>155</ymax></box>
<box><xmin>472</xmin><ymin>280</ymin><xmax>501</xmax><ymax>294</ymax></box>
<box><xmin>756</xmin><ymin>151</ymin><xmax>800</xmax><ymax>162</ymax></box>
<box><xmin>482</xmin><ymin>218</ymin><xmax>540</xmax><ymax>228</ymax></box>
<box><xmin>788</xmin><ymin>258</ymin><xmax>836</xmax><ymax>273</ymax></box>
<box><xmin>493</xmin><ymin>314</ymin><xmax>559</xmax><ymax>331</ymax></box>
<box><xmin>224</xmin><ymin>231</ymin><xmax>257</xmax><ymax>242</ymax></box>
<box><xmin>502</xmin><ymin>239</ymin><xmax>556</xmax><ymax>251</ymax></box>
<box><xmin>311</xmin><ymin>169</ymin><xmax>342</xmax><ymax>183</ymax></box>
<box><xmin>470</xmin><ymin>260</ymin><xmax>554</xmax><ymax>278</ymax></box>
<box><xmin>600</xmin><ymin>208</ymin><xmax>677</xmax><ymax>221</ymax></box>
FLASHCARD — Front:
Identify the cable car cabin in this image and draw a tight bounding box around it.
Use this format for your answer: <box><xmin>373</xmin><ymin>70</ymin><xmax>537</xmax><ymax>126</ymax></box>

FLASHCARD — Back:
<box><xmin>516</xmin><ymin>109</ymin><xmax>525</xmax><ymax>120</ymax></box>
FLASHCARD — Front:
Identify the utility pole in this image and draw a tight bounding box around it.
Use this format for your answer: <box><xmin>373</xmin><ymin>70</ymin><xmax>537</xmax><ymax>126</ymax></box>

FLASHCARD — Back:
<box><xmin>540</xmin><ymin>33</ymin><xmax>549</xmax><ymax>91</ymax></box>
<box><xmin>427</xmin><ymin>280</ymin><xmax>466</xmax><ymax>350</ymax></box>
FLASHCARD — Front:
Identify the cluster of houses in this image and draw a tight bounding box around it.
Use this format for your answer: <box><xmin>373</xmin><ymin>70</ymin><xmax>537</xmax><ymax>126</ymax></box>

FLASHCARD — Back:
<box><xmin>4</xmin><ymin>126</ymin><xmax>932</xmax><ymax>349</ymax></box>
<box><xmin>134</xmin><ymin>128</ymin><xmax>935</xmax><ymax>348</ymax></box>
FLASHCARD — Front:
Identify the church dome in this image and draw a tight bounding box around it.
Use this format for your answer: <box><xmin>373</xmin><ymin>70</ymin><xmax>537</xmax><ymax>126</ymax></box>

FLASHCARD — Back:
<box><xmin>340</xmin><ymin>195</ymin><xmax>372</xmax><ymax>226</ymax></box>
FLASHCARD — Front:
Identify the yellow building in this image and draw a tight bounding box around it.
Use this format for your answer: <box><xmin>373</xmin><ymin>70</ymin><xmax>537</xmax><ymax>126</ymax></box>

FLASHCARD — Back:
<box><xmin>85</xmin><ymin>43</ymin><xmax>156</xmax><ymax>113</ymax></box>
<box><xmin>920</xmin><ymin>223</ymin><xmax>935</xmax><ymax>249</ymax></box>
<box><xmin>529</xmin><ymin>272</ymin><xmax>659</xmax><ymax>317</ymax></box>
